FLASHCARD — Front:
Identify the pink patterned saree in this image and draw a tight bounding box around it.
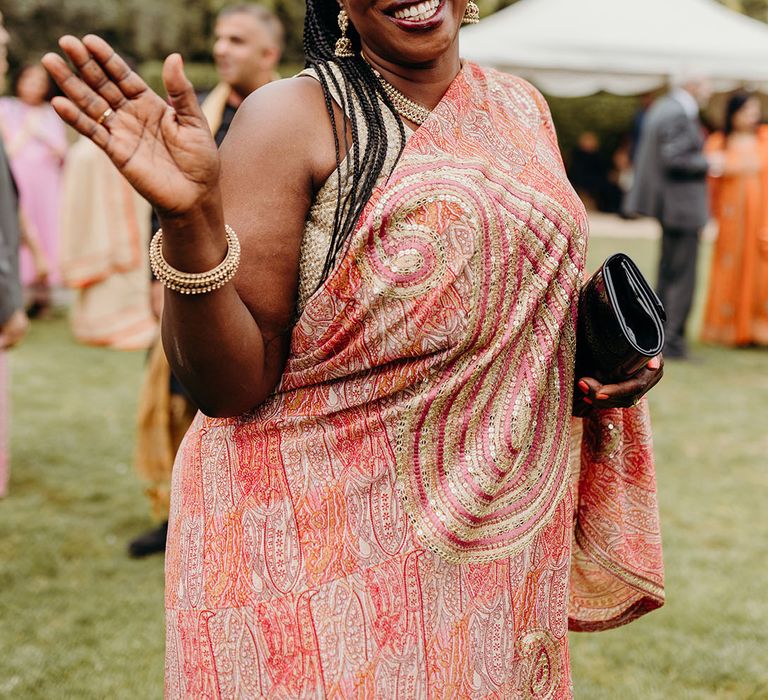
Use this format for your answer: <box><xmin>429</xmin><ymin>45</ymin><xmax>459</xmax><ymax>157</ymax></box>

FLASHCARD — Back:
<box><xmin>165</xmin><ymin>63</ymin><xmax>664</xmax><ymax>699</ymax></box>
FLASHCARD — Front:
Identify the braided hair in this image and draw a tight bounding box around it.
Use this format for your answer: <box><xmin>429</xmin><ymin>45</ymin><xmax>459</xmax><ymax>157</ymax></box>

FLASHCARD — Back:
<box><xmin>303</xmin><ymin>0</ymin><xmax>406</xmax><ymax>284</ymax></box>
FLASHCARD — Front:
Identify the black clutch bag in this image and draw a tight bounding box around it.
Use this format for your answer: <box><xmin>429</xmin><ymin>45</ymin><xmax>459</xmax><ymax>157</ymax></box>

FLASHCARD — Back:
<box><xmin>575</xmin><ymin>253</ymin><xmax>666</xmax><ymax>384</ymax></box>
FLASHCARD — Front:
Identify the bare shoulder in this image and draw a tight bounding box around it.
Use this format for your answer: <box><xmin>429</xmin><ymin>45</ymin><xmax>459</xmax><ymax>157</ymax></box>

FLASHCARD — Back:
<box><xmin>216</xmin><ymin>76</ymin><xmax>339</xmax><ymax>335</ymax></box>
<box><xmin>235</xmin><ymin>75</ymin><xmax>329</xmax><ymax>128</ymax></box>
<box><xmin>220</xmin><ymin>76</ymin><xmax>336</xmax><ymax>186</ymax></box>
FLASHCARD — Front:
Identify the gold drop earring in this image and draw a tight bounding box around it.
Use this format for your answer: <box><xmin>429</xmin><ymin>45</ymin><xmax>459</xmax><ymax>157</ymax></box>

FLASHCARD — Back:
<box><xmin>334</xmin><ymin>9</ymin><xmax>355</xmax><ymax>58</ymax></box>
<box><xmin>462</xmin><ymin>0</ymin><xmax>480</xmax><ymax>24</ymax></box>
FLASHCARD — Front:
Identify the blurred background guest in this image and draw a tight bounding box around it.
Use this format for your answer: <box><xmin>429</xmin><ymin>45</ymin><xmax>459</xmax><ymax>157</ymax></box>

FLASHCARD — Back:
<box><xmin>204</xmin><ymin>2</ymin><xmax>284</xmax><ymax>138</ymax></box>
<box><xmin>569</xmin><ymin>131</ymin><xmax>608</xmax><ymax>209</ymax></box>
<box><xmin>129</xmin><ymin>2</ymin><xmax>284</xmax><ymax>557</ymax></box>
<box><xmin>18</xmin><ymin>211</ymin><xmax>49</xmax><ymax>287</ymax></box>
<box><xmin>0</xmin><ymin>63</ymin><xmax>66</xmax><ymax>318</ymax></box>
<box><xmin>610</xmin><ymin>134</ymin><xmax>635</xmax><ymax>206</ymax></box>
<box><xmin>568</xmin><ymin>131</ymin><xmax>625</xmax><ymax>213</ymax></box>
<box><xmin>0</xmin><ymin>11</ymin><xmax>29</xmax><ymax>497</ymax></box>
<box><xmin>59</xmin><ymin>136</ymin><xmax>157</xmax><ymax>350</ymax></box>
<box><xmin>624</xmin><ymin>72</ymin><xmax>714</xmax><ymax>360</ymax></box>
<box><xmin>701</xmin><ymin>92</ymin><xmax>768</xmax><ymax>347</ymax></box>
<box><xmin>629</xmin><ymin>92</ymin><xmax>656</xmax><ymax>164</ymax></box>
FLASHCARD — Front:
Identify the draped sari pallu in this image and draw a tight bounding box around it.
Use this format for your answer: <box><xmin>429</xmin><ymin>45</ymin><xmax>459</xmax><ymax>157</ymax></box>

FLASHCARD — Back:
<box><xmin>165</xmin><ymin>64</ymin><xmax>664</xmax><ymax>699</ymax></box>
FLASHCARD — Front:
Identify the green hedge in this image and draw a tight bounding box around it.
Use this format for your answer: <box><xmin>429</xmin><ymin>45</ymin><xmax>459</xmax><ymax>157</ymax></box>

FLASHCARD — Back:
<box><xmin>138</xmin><ymin>61</ymin><xmax>219</xmax><ymax>96</ymax></box>
<box><xmin>138</xmin><ymin>61</ymin><xmax>305</xmax><ymax>95</ymax></box>
<box><xmin>546</xmin><ymin>93</ymin><xmax>643</xmax><ymax>169</ymax></box>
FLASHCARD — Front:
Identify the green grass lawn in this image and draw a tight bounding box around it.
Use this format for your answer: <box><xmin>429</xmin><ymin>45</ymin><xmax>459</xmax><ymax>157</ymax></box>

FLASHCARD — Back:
<box><xmin>1</xmin><ymin>236</ymin><xmax>767</xmax><ymax>699</ymax></box>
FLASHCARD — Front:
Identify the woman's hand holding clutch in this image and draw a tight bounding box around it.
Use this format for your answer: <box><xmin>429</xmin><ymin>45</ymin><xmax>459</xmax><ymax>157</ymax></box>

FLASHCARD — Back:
<box><xmin>573</xmin><ymin>254</ymin><xmax>666</xmax><ymax>417</ymax></box>
<box><xmin>573</xmin><ymin>354</ymin><xmax>664</xmax><ymax>417</ymax></box>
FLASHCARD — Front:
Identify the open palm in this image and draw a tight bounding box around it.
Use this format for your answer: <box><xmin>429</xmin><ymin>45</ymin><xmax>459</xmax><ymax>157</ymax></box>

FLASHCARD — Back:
<box><xmin>42</xmin><ymin>35</ymin><xmax>219</xmax><ymax>216</ymax></box>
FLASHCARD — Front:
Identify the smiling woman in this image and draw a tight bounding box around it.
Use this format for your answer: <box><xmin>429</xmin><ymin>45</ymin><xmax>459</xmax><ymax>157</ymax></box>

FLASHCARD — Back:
<box><xmin>42</xmin><ymin>0</ymin><xmax>664</xmax><ymax>695</ymax></box>
<box><xmin>392</xmin><ymin>0</ymin><xmax>442</xmax><ymax>22</ymax></box>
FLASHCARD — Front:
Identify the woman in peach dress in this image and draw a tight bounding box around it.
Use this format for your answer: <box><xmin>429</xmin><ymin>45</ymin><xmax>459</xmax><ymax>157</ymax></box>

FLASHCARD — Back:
<box><xmin>702</xmin><ymin>92</ymin><xmax>768</xmax><ymax>346</ymax></box>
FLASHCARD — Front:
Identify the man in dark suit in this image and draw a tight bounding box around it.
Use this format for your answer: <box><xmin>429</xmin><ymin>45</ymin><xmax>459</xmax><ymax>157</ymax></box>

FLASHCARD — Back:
<box><xmin>625</xmin><ymin>74</ymin><xmax>714</xmax><ymax>359</ymax></box>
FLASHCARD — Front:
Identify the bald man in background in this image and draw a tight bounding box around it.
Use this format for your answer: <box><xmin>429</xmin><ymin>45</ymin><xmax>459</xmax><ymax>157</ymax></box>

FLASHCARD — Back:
<box><xmin>202</xmin><ymin>3</ymin><xmax>284</xmax><ymax>145</ymax></box>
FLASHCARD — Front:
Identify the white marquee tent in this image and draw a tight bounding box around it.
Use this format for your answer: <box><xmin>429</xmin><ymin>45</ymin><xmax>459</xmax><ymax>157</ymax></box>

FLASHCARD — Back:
<box><xmin>460</xmin><ymin>0</ymin><xmax>768</xmax><ymax>96</ymax></box>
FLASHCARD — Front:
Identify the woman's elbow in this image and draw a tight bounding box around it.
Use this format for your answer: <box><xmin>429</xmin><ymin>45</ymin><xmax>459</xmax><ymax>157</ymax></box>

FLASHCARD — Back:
<box><xmin>192</xmin><ymin>386</ymin><xmax>272</xmax><ymax>419</ymax></box>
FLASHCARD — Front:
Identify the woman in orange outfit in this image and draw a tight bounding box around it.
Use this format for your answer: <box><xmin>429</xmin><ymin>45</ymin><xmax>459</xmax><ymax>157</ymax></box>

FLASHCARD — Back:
<box><xmin>702</xmin><ymin>93</ymin><xmax>768</xmax><ymax>346</ymax></box>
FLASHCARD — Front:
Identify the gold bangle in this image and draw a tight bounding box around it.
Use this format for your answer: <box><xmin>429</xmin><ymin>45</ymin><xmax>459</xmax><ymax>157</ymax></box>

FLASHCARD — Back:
<box><xmin>149</xmin><ymin>224</ymin><xmax>241</xmax><ymax>294</ymax></box>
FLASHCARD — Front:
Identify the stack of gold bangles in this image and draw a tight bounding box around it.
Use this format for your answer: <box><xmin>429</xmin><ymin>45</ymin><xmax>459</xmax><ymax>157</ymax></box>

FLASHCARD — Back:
<box><xmin>149</xmin><ymin>224</ymin><xmax>241</xmax><ymax>294</ymax></box>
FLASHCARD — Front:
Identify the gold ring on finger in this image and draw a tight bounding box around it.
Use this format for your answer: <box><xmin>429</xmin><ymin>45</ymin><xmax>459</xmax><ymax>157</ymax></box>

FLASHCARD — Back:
<box><xmin>97</xmin><ymin>108</ymin><xmax>114</xmax><ymax>126</ymax></box>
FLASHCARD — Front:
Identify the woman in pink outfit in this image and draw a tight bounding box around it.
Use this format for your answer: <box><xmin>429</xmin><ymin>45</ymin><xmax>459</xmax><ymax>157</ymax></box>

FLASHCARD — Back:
<box><xmin>0</xmin><ymin>63</ymin><xmax>67</xmax><ymax>305</ymax></box>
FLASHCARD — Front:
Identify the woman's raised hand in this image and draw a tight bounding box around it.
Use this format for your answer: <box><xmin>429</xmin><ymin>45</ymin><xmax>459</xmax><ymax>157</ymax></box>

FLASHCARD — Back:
<box><xmin>42</xmin><ymin>35</ymin><xmax>219</xmax><ymax>218</ymax></box>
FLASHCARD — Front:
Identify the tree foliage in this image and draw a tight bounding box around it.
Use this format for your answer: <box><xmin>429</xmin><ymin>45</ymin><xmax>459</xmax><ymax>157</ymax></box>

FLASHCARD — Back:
<box><xmin>2</xmin><ymin>0</ymin><xmax>767</xmax><ymax>78</ymax></box>
<box><xmin>1</xmin><ymin>0</ymin><xmax>305</xmax><ymax>75</ymax></box>
<box><xmin>2</xmin><ymin>0</ymin><xmax>767</xmax><ymax>97</ymax></box>
<box><xmin>719</xmin><ymin>0</ymin><xmax>768</xmax><ymax>22</ymax></box>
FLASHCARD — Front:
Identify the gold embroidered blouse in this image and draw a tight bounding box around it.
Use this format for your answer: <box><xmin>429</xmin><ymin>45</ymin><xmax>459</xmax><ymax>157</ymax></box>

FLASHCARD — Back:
<box><xmin>296</xmin><ymin>63</ymin><xmax>412</xmax><ymax>311</ymax></box>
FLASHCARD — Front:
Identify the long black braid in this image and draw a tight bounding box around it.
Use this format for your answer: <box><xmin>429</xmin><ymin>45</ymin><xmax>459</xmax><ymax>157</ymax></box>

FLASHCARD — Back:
<box><xmin>303</xmin><ymin>0</ymin><xmax>407</xmax><ymax>285</ymax></box>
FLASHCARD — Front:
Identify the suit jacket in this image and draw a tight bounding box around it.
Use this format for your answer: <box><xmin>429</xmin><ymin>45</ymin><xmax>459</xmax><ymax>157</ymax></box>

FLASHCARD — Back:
<box><xmin>624</xmin><ymin>93</ymin><xmax>709</xmax><ymax>231</ymax></box>
<box><xmin>0</xmin><ymin>136</ymin><xmax>22</xmax><ymax>326</ymax></box>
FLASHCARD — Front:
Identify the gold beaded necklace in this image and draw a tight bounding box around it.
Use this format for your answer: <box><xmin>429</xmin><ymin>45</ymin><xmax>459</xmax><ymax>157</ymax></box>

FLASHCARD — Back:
<box><xmin>361</xmin><ymin>54</ymin><xmax>431</xmax><ymax>126</ymax></box>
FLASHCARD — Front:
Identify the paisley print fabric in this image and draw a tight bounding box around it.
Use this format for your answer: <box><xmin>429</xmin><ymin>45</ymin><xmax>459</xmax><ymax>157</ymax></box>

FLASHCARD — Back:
<box><xmin>569</xmin><ymin>400</ymin><xmax>665</xmax><ymax>631</ymax></box>
<box><xmin>165</xmin><ymin>63</ymin><xmax>664</xmax><ymax>698</ymax></box>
